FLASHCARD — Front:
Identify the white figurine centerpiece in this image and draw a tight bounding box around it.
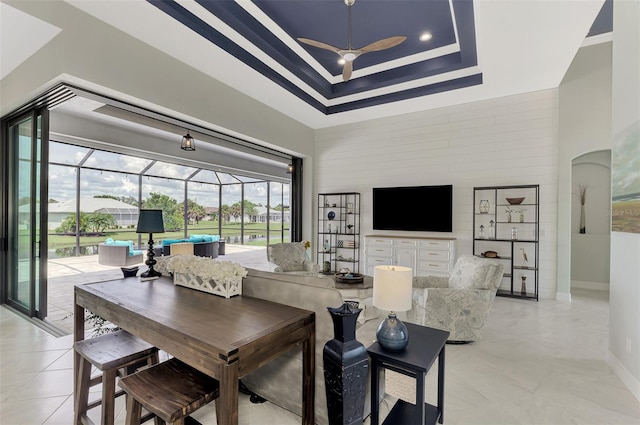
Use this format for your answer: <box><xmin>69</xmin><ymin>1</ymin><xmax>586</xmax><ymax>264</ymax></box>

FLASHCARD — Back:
<box><xmin>165</xmin><ymin>255</ymin><xmax>248</xmax><ymax>298</ymax></box>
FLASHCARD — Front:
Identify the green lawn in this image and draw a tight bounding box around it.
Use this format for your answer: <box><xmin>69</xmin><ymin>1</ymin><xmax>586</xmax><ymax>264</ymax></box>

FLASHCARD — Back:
<box><xmin>47</xmin><ymin>221</ymin><xmax>290</xmax><ymax>251</ymax></box>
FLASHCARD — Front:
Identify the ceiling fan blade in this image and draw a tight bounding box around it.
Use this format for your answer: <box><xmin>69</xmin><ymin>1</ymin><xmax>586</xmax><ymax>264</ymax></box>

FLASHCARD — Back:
<box><xmin>297</xmin><ymin>38</ymin><xmax>340</xmax><ymax>53</ymax></box>
<box><xmin>359</xmin><ymin>36</ymin><xmax>407</xmax><ymax>53</ymax></box>
<box><xmin>342</xmin><ymin>60</ymin><xmax>353</xmax><ymax>82</ymax></box>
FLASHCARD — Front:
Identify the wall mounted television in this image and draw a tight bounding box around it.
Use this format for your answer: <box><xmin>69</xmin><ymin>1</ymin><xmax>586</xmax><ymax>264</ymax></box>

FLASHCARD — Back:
<box><xmin>372</xmin><ymin>185</ymin><xmax>453</xmax><ymax>232</ymax></box>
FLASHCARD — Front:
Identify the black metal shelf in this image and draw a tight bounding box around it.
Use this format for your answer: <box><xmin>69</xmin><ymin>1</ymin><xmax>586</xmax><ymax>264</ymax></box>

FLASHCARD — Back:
<box><xmin>318</xmin><ymin>192</ymin><xmax>360</xmax><ymax>274</ymax></box>
<box><xmin>473</xmin><ymin>185</ymin><xmax>540</xmax><ymax>301</ymax></box>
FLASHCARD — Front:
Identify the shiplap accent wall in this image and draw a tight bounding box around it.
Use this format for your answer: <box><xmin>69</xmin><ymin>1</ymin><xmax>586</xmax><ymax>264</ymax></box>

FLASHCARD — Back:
<box><xmin>314</xmin><ymin>89</ymin><xmax>559</xmax><ymax>298</ymax></box>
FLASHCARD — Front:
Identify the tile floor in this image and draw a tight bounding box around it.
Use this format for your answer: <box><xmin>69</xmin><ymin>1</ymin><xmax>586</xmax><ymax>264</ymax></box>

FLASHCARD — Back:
<box><xmin>2</xmin><ymin>249</ymin><xmax>639</xmax><ymax>424</ymax></box>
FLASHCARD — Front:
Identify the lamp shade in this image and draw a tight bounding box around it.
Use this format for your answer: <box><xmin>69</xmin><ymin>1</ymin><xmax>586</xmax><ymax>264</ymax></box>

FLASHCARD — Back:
<box><xmin>181</xmin><ymin>132</ymin><xmax>196</xmax><ymax>151</ymax></box>
<box><xmin>373</xmin><ymin>265</ymin><xmax>413</xmax><ymax>312</ymax></box>
<box><xmin>136</xmin><ymin>209</ymin><xmax>165</xmax><ymax>233</ymax></box>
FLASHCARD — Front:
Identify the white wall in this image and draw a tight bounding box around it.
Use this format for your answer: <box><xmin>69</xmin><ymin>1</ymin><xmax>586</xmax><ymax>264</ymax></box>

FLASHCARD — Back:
<box><xmin>608</xmin><ymin>0</ymin><xmax>640</xmax><ymax>401</ymax></box>
<box><xmin>315</xmin><ymin>90</ymin><xmax>560</xmax><ymax>299</ymax></box>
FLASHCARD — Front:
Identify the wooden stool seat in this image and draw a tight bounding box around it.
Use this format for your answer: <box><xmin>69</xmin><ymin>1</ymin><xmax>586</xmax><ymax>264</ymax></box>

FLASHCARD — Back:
<box><xmin>118</xmin><ymin>357</ymin><xmax>220</xmax><ymax>424</ymax></box>
<box><xmin>74</xmin><ymin>330</ymin><xmax>159</xmax><ymax>425</ymax></box>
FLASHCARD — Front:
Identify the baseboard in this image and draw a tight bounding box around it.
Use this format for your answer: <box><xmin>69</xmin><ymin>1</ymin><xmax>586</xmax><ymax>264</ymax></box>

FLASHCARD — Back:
<box><xmin>571</xmin><ymin>280</ymin><xmax>610</xmax><ymax>291</ymax></box>
<box><xmin>555</xmin><ymin>291</ymin><xmax>572</xmax><ymax>302</ymax></box>
<box><xmin>606</xmin><ymin>350</ymin><xmax>640</xmax><ymax>402</ymax></box>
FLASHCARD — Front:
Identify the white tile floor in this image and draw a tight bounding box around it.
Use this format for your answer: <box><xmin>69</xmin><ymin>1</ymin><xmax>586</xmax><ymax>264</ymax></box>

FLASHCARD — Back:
<box><xmin>2</xmin><ymin>251</ymin><xmax>639</xmax><ymax>424</ymax></box>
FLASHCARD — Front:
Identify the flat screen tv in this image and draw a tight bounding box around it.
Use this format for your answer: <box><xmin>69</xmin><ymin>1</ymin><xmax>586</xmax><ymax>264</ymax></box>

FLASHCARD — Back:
<box><xmin>373</xmin><ymin>185</ymin><xmax>453</xmax><ymax>232</ymax></box>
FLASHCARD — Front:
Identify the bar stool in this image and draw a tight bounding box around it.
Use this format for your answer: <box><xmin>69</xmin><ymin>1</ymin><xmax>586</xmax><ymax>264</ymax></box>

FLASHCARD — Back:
<box><xmin>74</xmin><ymin>330</ymin><xmax>160</xmax><ymax>425</ymax></box>
<box><xmin>118</xmin><ymin>357</ymin><xmax>220</xmax><ymax>425</ymax></box>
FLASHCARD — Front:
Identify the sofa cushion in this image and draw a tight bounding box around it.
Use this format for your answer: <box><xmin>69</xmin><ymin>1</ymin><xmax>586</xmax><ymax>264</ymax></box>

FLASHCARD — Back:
<box><xmin>190</xmin><ymin>234</ymin><xmax>220</xmax><ymax>242</ymax></box>
<box><xmin>449</xmin><ymin>255</ymin><xmax>499</xmax><ymax>290</ymax></box>
<box><xmin>161</xmin><ymin>239</ymin><xmax>187</xmax><ymax>247</ymax></box>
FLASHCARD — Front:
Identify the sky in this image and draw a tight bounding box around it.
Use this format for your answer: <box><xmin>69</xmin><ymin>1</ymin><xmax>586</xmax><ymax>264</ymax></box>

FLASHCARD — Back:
<box><xmin>46</xmin><ymin>141</ymin><xmax>289</xmax><ymax>208</ymax></box>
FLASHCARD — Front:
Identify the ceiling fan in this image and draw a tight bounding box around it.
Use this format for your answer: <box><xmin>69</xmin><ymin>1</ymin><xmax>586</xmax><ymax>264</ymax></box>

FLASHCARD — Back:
<box><xmin>297</xmin><ymin>0</ymin><xmax>407</xmax><ymax>82</ymax></box>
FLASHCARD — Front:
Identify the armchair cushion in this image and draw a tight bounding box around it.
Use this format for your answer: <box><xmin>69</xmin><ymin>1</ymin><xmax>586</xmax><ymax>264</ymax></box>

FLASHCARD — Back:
<box><xmin>449</xmin><ymin>255</ymin><xmax>501</xmax><ymax>290</ymax></box>
<box><xmin>405</xmin><ymin>255</ymin><xmax>504</xmax><ymax>342</ymax></box>
<box><xmin>267</xmin><ymin>242</ymin><xmax>319</xmax><ymax>273</ymax></box>
<box><xmin>104</xmin><ymin>238</ymin><xmax>136</xmax><ymax>256</ymax></box>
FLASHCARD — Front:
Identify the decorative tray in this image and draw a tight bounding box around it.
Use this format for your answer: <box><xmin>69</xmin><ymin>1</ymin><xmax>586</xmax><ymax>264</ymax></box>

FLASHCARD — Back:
<box><xmin>334</xmin><ymin>272</ymin><xmax>364</xmax><ymax>284</ymax></box>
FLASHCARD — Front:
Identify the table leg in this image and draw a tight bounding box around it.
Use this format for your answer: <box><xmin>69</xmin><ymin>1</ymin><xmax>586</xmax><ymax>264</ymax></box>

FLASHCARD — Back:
<box><xmin>370</xmin><ymin>360</ymin><xmax>380</xmax><ymax>425</ymax></box>
<box><xmin>73</xmin><ymin>294</ymin><xmax>84</xmax><ymax>424</ymax></box>
<box><xmin>438</xmin><ymin>346</ymin><xmax>445</xmax><ymax>424</ymax></box>
<box><xmin>215</xmin><ymin>362</ymin><xmax>239</xmax><ymax>425</ymax></box>
<box><xmin>416</xmin><ymin>371</ymin><xmax>426</xmax><ymax>424</ymax></box>
<box><xmin>302</xmin><ymin>323</ymin><xmax>315</xmax><ymax>425</ymax></box>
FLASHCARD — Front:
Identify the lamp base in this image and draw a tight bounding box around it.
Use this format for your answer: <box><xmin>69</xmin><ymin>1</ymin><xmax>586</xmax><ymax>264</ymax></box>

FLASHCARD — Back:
<box><xmin>140</xmin><ymin>268</ymin><xmax>162</xmax><ymax>279</ymax></box>
<box><xmin>376</xmin><ymin>312</ymin><xmax>409</xmax><ymax>352</ymax></box>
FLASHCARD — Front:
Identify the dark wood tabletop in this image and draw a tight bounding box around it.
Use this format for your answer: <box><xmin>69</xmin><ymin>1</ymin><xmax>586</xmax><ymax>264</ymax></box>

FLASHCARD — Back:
<box><xmin>74</xmin><ymin>276</ymin><xmax>315</xmax><ymax>425</ymax></box>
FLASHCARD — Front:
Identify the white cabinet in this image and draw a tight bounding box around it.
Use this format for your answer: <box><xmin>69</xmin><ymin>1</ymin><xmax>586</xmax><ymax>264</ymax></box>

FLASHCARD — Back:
<box><xmin>364</xmin><ymin>236</ymin><xmax>456</xmax><ymax>277</ymax></box>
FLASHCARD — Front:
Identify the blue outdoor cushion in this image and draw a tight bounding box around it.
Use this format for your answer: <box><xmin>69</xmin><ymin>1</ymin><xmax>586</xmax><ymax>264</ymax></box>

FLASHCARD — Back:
<box><xmin>105</xmin><ymin>239</ymin><xmax>134</xmax><ymax>255</ymax></box>
<box><xmin>161</xmin><ymin>239</ymin><xmax>185</xmax><ymax>247</ymax></box>
<box><xmin>131</xmin><ymin>249</ymin><xmax>144</xmax><ymax>257</ymax></box>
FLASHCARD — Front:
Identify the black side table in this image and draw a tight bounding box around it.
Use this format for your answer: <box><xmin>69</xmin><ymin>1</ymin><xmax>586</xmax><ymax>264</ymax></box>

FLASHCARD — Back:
<box><xmin>368</xmin><ymin>323</ymin><xmax>449</xmax><ymax>425</ymax></box>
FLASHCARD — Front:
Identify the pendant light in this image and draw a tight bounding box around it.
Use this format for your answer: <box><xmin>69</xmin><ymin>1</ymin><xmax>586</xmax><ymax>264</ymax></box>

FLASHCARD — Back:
<box><xmin>181</xmin><ymin>131</ymin><xmax>196</xmax><ymax>151</ymax></box>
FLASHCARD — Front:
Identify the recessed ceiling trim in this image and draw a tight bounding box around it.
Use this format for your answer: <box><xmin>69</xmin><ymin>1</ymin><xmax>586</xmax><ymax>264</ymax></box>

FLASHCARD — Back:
<box><xmin>147</xmin><ymin>0</ymin><xmax>481</xmax><ymax>115</ymax></box>
<box><xmin>327</xmin><ymin>66</ymin><xmax>482</xmax><ymax>107</ymax></box>
<box><xmin>327</xmin><ymin>73</ymin><xmax>482</xmax><ymax>115</ymax></box>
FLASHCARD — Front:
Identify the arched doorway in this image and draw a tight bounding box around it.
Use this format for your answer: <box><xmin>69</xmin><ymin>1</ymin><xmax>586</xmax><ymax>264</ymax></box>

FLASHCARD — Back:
<box><xmin>570</xmin><ymin>150</ymin><xmax>611</xmax><ymax>291</ymax></box>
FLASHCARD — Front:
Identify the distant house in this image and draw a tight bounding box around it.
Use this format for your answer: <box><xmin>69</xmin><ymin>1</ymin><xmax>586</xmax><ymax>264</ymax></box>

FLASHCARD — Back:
<box><xmin>250</xmin><ymin>206</ymin><xmax>290</xmax><ymax>223</ymax></box>
<box><xmin>47</xmin><ymin>197</ymin><xmax>139</xmax><ymax>230</ymax></box>
<box><xmin>203</xmin><ymin>206</ymin><xmax>219</xmax><ymax>221</ymax></box>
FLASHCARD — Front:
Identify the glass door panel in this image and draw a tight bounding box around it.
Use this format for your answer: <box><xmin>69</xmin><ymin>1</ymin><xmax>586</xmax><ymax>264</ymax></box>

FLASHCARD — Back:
<box><xmin>6</xmin><ymin>110</ymin><xmax>47</xmax><ymax>318</ymax></box>
<box><xmin>13</xmin><ymin>118</ymin><xmax>33</xmax><ymax>310</ymax></box>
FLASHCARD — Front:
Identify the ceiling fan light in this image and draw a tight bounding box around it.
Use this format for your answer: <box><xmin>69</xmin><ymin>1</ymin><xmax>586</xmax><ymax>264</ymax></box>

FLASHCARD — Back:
<box><xmin>338</xmin><ymin>58</ymin><xmax>346</xmax><ymax>65</ymax></box>
<box><xmin>419</xmin><ymin>32</ymin><xmax>432</xmax><ymax>42</ymax></box>
<box><xmin>343</xmin><ymin>52</ymin><xmax>357</xmax><ymax>61</ymax></box>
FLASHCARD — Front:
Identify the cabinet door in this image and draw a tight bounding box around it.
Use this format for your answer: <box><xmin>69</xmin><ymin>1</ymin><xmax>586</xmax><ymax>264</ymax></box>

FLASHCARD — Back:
<box><xmin>394</xmin><ymin>248</ymin><xmax>416</xmax><ymax>269</ymax></box>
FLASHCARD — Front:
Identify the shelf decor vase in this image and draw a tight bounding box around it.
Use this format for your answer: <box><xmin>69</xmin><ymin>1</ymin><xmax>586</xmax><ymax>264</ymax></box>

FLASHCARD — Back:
<box><xmin>521</xmin><ymin>276</ymin><xmax>527</xmax><ymax>296</ymax></box>
<box><xmin>323</xmin><ymin>303</ymin><xmax>368</xmax><ymax>425</ymax></box>
<box><xmin>579</xmin><ymin>204</ymin><xmax>586</xmax><ymax>234</ymax></box>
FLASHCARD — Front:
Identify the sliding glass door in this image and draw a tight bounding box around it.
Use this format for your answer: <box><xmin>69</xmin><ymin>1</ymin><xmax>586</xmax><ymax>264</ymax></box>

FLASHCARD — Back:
<box><xmin>3</xmin><ymin>109</ymin><xmax>49</xmax><ymax>318</ymax></box>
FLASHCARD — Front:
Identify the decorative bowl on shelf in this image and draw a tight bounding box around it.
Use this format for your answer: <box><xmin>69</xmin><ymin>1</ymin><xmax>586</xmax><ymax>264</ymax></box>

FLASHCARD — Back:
<box><xmin>482</xmin><ymin>250</ymin><xmax>499</xmax><ymax>258</ymax></box>
<box><xmin>334</xmin><ymin>272</ymin><xmax>364</xmax><ymax>284</ymax></box>
<box><xmin>506</xmin><ymin>197</ymin><xmax>525</xmax><ymax>205</ymax></box>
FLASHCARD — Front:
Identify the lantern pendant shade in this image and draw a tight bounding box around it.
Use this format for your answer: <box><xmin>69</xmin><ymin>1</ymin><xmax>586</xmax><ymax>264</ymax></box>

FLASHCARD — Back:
<box><xmin>181</xmin><ymin>132</ymin><xmax>196</xmax><ymax>151</ymax></box>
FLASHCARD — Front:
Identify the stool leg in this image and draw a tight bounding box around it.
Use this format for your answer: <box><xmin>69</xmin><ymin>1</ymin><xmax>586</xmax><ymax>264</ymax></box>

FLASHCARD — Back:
<box><xmin>101</xmin><ymin>368</ymin><xmax>117</xmax><ymax>425</ymax></box>
<box><xmin>148</xmin><ymin>351</ymin><xmax>159</xmax><ymax>367</ymax></box>
<box><xmin>74</xmin><ymin>358</ymin><xmax>91</xmax><ymax>425</ymax></box>
<box><xmin>125</xmin><ymin>395</ymin><xmax>142</xmax><ymax>425</ymax></box>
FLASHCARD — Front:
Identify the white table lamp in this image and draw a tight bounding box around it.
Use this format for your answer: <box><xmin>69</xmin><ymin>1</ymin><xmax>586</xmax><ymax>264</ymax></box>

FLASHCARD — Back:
<box><xmin>373</xmin><ymin>265</ymin><xmax>413</xmax><ymax>351</ymax></box>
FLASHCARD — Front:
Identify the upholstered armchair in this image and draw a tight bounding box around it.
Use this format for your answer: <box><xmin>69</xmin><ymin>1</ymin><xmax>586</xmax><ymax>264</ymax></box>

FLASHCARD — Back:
<box><xmin>266</xmin><ymin>242</ymin><xmax>320</xmax><ymax>274</ymax></box>
<box><xmin>404</xmin><ymin>255</ymin><xmax>504</xmax><ymax>343</ymax></box>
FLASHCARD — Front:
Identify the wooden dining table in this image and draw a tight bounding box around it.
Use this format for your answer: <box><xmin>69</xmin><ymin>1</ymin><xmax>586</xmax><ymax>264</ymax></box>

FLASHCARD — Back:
<box><xmin>74</xmin><ymin>276</ymin><xmax>315</xmax><ymax>425</ymax></box>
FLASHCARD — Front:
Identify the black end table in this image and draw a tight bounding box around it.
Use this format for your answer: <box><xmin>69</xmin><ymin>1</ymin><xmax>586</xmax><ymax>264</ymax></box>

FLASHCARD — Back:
<box><xmin>368</xmin><ymin>322</ymin><xmax>449</xmax><ymax>425</ymax></box>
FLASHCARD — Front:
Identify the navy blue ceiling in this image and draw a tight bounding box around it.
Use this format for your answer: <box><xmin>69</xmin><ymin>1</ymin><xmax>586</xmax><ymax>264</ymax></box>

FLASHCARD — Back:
<box><xmin>147</xmin><ymin>0</ymin><xmax>611</xmax><ymax>116</ymax></box>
